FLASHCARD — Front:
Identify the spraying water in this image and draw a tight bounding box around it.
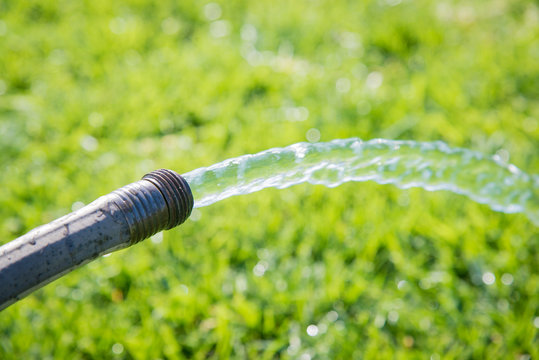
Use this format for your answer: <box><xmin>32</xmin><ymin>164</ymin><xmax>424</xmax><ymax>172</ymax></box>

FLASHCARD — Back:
<box><xmin>183</xmin><ymin>138</ymin><xmax>539</xmax><ymax>226</ymax></box>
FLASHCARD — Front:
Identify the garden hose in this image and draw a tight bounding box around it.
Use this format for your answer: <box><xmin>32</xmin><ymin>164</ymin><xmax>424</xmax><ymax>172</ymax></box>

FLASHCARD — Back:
<box><xmin>0</xmin><ymin>169</ymin><xmax>193</xmax><ymax>311</ymax></box>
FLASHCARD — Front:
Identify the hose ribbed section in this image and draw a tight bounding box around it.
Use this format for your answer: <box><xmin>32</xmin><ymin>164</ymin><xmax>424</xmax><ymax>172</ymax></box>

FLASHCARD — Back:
<box><xmin>142</xmin><ymin>169</ymin><xmax>194</xmax><ymax>229</ymax></box>
<box><xmin>108</xmin><ymin>169</ymin><xmax>193</xmax><ymax>244</ymax></box>
<box><xmin>111</xmin><ymin>181</ymin><xmax>168</xmax><ymax>244</ymax></box>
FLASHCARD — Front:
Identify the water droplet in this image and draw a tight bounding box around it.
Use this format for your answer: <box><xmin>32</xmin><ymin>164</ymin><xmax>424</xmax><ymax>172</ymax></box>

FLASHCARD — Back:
<box><xmin>397</xmin><ymin>280</ymin><xmax>407</xmax><ymax>290</ymax></box>
<box><xmin>253</xmin><ymin>261</ymin><xmax>268</xmax><ymax>277</ymax></box>
<box><xmin>336</xmin><ymin>77</ymin><xmax>351</xmax><ymax>93</ymax></box>
<box><xmin>80</xmin><ymin>135</ymin><xmax>98</xmax><ymax>152</ymax></box>
<box><xmin>388</xmin><ymin>311</ymin><xmax>399</xmax><ymax>324</ymax></box>
<box><xmin>275</xmin><ymin>279</ymin><xmax>287</xmax><ymax>291</ymax></box>
<box><xmin>180</xmin><ymin>284</ymin><xmax>189</xmax><ymax>294</ymax></box>
<box><xmin>497</xmin><ymin>299</ymin><xmax>509</xmax><ymax>311</ymax></box>
<box><xmin>112</xmin><ymin>343</ymin><xmax>124</xmax><ymax>354</ymax></box>
<box><xmin>374</xmin><ymin>314</ymin><xmax>385</xmax><ymax>328</ymax></box>
<box><xmin>162</xmin><ymin>17</ymin><xmax>180</xmax><ymax>35</ymax></box>
<box><xmin>501</xmin><ymin>273</ymin><xmax>513</xmax><ymax>285</ymax></box>
<box><xmin>204</xmin><ymin>3</ymin><xmax>222</xmax><ymax>21</ymax></box>
<box><xmin>339</xmin><ymin>32</ymin><xmax>361</xmax><ymax>50</ymax></box>
<box><xmin>306</xmin><ymin>128</ymin><xmax>320</xmax><ymax>143</ymax></box>
<box><xmin>88</xmin><ymin>112</ymin><xmax>104</xmax><ymax>127</ymax></box>
<box><xmin>306</xmin><ymin>324</ymin><xmax>318</xmax><ymax>336</ymax></box>
<box><xmin>109</xmin><ymin>17</ymin><xmax>127</xmax><ymax>34</ymax></box>
<box><xmin>482</xmin><ymin>272</ymin><xmax>495</xmax><ymax>285</ymax></box>
<box><xmin>366</xmin><ymin>71</ymin><xmax>383</xmax><ymax>90</ymax></box>
<box><xmin>210</xmin><ymin>20</ymin><xmax>230</xmax><ymax>38</ymax></box>
<box><xmin>235</xmin><ymin>275</ymin><xmax>247</xmax><ymax>292</ymax></box>
<box><xmin>326</xmin><ymin>310</ymin><xmax>339</xmax><ymax>322</ymax></box>
<box><xmin>241</xmin><ymin>24</ymin><xmax>257</xmax><ymax>42</ymax></box>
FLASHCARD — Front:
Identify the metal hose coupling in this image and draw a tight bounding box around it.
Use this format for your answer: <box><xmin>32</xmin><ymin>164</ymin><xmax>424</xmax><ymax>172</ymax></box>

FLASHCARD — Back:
<box><xmin>0</xmin><ymin>169</ymin><xmax>193</xmax><ymax>311</ymax></box>
<box><xmin>116</xmin><ymin>169</ymin><xmax>193</xmax><ymax>244</ymax></box>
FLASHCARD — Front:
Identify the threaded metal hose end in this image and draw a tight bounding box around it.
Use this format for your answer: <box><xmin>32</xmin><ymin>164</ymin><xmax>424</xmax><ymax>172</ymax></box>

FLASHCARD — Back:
<box><xmin>111</xmin><ymin>169</ymin><xmax>193</xmax><ymax>244</ymax></box>
<box><xmin>142</xmin><ymin>169</ymin><xmax>193</xmax><ymax>229</ymax></box>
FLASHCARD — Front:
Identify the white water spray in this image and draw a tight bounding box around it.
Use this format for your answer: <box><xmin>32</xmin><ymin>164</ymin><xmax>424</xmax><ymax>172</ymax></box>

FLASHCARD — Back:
<box><xmin>183</xmin><ymin>138</ymin><xmax>539</xmax><ymax>226</ymax></box>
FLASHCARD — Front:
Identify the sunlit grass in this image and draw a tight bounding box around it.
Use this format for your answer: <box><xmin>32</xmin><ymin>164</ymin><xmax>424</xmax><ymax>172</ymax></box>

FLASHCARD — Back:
<box><xmin>0</xmin><ymin>0</ymin><xmax>538</xmax><ymax>358</ymax></box>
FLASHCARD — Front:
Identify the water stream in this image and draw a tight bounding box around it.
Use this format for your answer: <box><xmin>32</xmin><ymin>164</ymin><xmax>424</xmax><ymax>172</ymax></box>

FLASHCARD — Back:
<box><xmin>182</xmin><ymin>138</ymin><xmax>539</xmax><ymax>226</ymax></box>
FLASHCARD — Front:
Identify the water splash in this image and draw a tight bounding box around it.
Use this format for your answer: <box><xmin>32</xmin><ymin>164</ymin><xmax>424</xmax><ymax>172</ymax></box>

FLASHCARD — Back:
<box><xmin>182</xmin><ymin>138</ymin><xmax>539</xmax><ymax>226</ymax></box>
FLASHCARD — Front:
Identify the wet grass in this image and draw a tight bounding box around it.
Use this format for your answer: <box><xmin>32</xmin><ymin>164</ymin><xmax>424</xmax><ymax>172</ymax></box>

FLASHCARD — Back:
<box><xmin>0</xmin><ymin>0</ymin><xmax>538</xmax><ymax>358</ymax></box>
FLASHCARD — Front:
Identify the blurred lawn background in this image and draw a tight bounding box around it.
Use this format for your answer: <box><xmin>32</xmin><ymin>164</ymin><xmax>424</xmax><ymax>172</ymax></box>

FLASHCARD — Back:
<box><xmin>0</xmin><ymin>0</ymin><xmax>538</xmax><ymax>358</ymax></box>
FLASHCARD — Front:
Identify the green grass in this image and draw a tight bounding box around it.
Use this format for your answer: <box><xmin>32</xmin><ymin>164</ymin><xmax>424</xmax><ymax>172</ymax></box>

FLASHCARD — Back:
<box><xmin>1</xmin><ymin>0</ymin><xmax>538</xmax><ymax>358</ymax></box>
